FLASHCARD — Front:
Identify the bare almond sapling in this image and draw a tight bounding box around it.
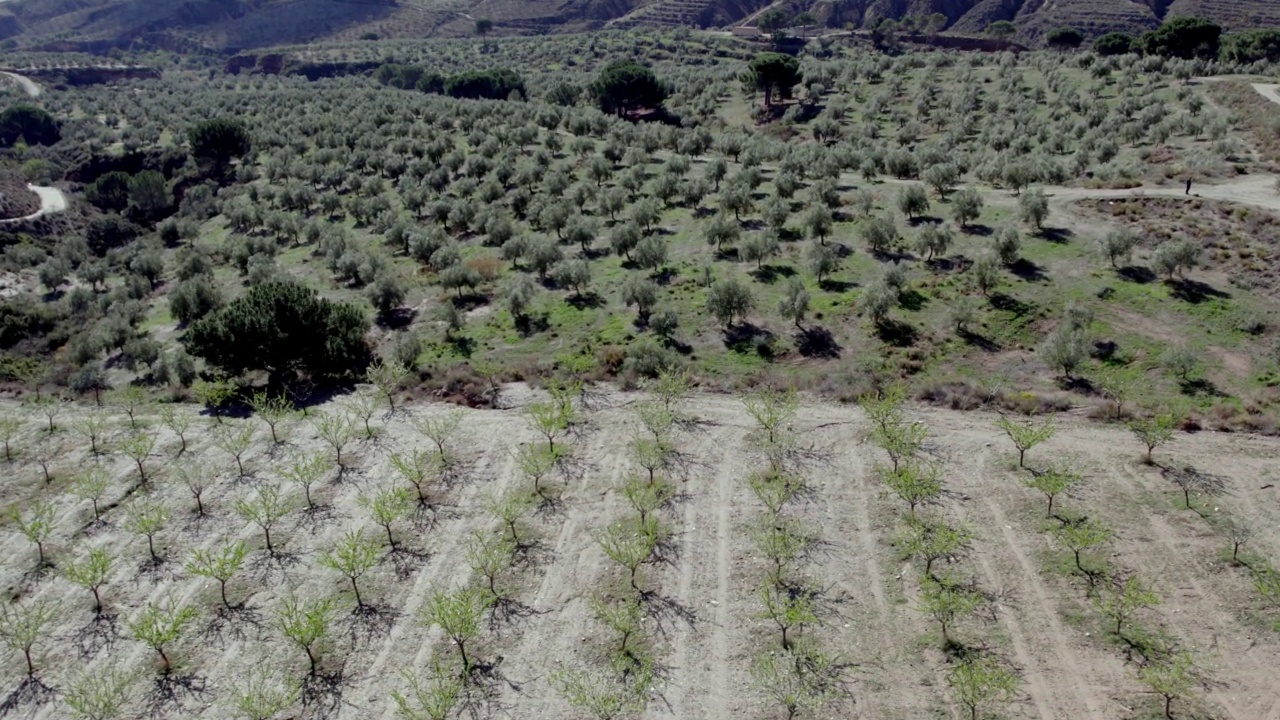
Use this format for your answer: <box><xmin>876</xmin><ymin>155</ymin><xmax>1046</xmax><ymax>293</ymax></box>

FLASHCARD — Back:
<box><xmin>484</xmin><ymin>491</ymin><xmax>535</xmax><ymax>550</ymax></box>
<box><xmin>360</xmin><ymin>484</ymin><xmax>413</xmax><ymax>551</ymax></box>
<box><xmin>62</xmin><ymin>547</ymin><xmax>112</xmax><ymax>613</ymax></box>
<box><xmin>70</xmin><ymin>465</ymin><xmax>112</xmax><ymax>524</ymax></box>
<box><xmin>117</xmin><ymin>431</ymin><xmax>157</xmax><ymax>485</ymax></box>
<box><xmin>1024</xmin><ymin>463</ymin><xmax>1082</xmax><ymax>518</ymax></box>
<box><xmin>63</xmin><ymin>667</ymin><xmax>135</xmax><ymax>720</ymax></box>
<box><xmin>72</xmin><ymin>412</ymin><xmax>112</xmax><ymax>456</ymax></box>
<box><xmin>126</xmin><ymin>597</ymin><xmax>199</xmax><ymax>674</ymax></box>
<box><xmin>1219</xmin><ymin>517</ymin><xmax>1252</xmax><ymax>565</ymax></box>
<box><xmin>277</xmin><ymin>594</ymin><xmax>338</xmax><ymax>676</ymax></box>
<box><xmin>12</xmin><ymin>497</ymin><xmax>56</xmax><ymax>568</ymax></box>
<box><xmin>233</xmin><ymin>483</ymin><xmax>296</xmax><ymax>556</ymax></box>
<box><xmin>159</xmin><ymin>404</ymin><xmax>193</xmax><ymax>456</ymax></box>
<box><xmin>996</xmin><ymin>414</ymin><xmax>1055</xmax><ymax>469</ymax></box>
<box><xmin>185</xmin><ymin>540</ymin><xmax>249</xmax><ymax>610</ymax></box>
<box><xmin>124</xmin><ymin>498</ymin><xmax>171</xmax><ymax>566</ymax></box>
<box><xmin>319</xmin><ymin>528</ymin><xmax>382</xmax><ymax>611</ymax></box>
<box><xmin>1129</xmin><ymin>412</ymin><xmax>1178</xmax><ymax>465</ymax></box>
<box><xmin>348</xmin><ymin>392</ymin><xmax>381</xmax><ymax>439</ymax></box>
<box><xmin>172</xmin><ymin>461</ymin><xmax>211</xmax><ymax>517</ymax></box>
<box><xmin>1163</xmin><ymin>465</ymin><xmax>1225</xmax><ymax>511</ymax></box>
<box><xmin>390</xmin><ymin>449</ymin><xmax>438</xmax><ymax>510</ymax></box>
<box><xmin>30</xmin><ymin>394</ymin><xmax>64</xmax><ymax>434</ymax></box>
<box><xmin>368</xmin><ymin>360</ymin><xmax>411</xmax><ymax>413</ymax></box>
<box><xmin>757</xmin><ymin>581</ymin><xmax>818</xmax><ymax>651</ymax></box>
<box><xmin>391</xmin><ymin>660</ymin><xmax>463</xmax><ymax>720</ymax></box>
<box><xmin>419</xmin><ymin>586</ymin><xmax>492</xmax><ymax>677</ymax></box>
<box><xmin>465</xmin><ymin>532</ymin><xmax>514</xmax><ymax>604</ymax></box>
<box><xmin>213</xmin><ymin>422</ymin><xmax>256</xmax><ymax>478</ymax></box>
<box><xmin>0</xmin><ymin>598</ymin><xmax>61</xmax><ymax>676</ymax></box>
<box><xmin>280</xmin><ymin>451</ymin><xmax>333</xmax><ymax>511</ymax></box>
<box><xmin>414</xmin><ymin>409</ymin><xmax>464</xmax><ymax>468</ymax></box>
<box><xmin>107</xmin><ymin>386</ymin><xmax>148</xmax><ymax>430</ymax></box>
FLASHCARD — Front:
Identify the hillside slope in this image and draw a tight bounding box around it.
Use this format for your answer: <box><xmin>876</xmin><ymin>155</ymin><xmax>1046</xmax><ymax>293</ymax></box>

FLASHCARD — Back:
<box><xmin>0</xmin><ymin>0</ymin><xmax>1276</xmax><ymax>49</ymax></box>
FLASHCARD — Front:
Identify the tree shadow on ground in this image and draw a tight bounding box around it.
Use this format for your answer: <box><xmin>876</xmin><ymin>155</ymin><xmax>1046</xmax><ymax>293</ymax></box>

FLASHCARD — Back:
<box><xmin>301</xmin><ymin>663</ymin><xmax>347</xmax><ymax>720</ymax></box>
<box><xmin>795</xmin><ymin>326</ymin><xmax>841</xmax><ymax>358</ymax></box>
<box><xmin>346</xmin><ymin>603</ymin><xmax>399</xmax><ymax>645</ymax></box>
<box><xmin>1117</xmin><ymin>265</ymin><xmax>1155</xmax><ymax>283</ymax></box>
<box><xmin>818</xmin><ymin>278</ymin><xmax>855</xmax><ymax>292</ymax></box>
<box><xmin>899</xmin><ymin>288</ymin><xmax>929</xmax><ymax>311</ymax></box>
<box><xmin>1167</xmin><ymin>278</ymin><xmax>1229</xmax><ymax>304</ymax></box>
<box><xmin>959</xmin><ymin>329</ymin><xmax>999</xmax><ymax>352</ymax></box>
<box><xmin>73</xmin><ymin>611</ymin><xmax>119</xmax><ymax>660</ymax></box>
<box><xmin>988</xmin><ymin>292</ymin><xmax>1032</xmax><ymax>316</ymax></box>
<box><xmin>374</xmin><ymin>307</ymin><xmax>416</xmax><ymax>330</ymax></box>
<box><xmin>200</xmin><ymin>603</ymin><xmax>265</xmax><ymax>646</ymax></box>
<box><xmin>1038</xmin><ymin>226</ymin><xmax>1073</xmax><ymax>244</ymax></box>
<box><xmin>750</xmin><ymin>264</ymin><xmax>796</xmax><ymax>284</ymax></box>
<box><xmin>960</xmin><ymin>223</ymin><xmax>993</xmax><ymax>237</ymax></box>
<box><xmin>722</xmin><ymin>323</ymin><xmax>774</xmax><ymax>357</ymax></box>
<box><xmin>0</xmin><ymin>675</ymin><xmax>56</xmax><ymax>717</ymax></box>
<box><xmin>1178</xmin><ymin>378</ymin><xmax>1227</xmax><ymax>398</ymax></box>
<box><xmin>147</xmin><ymin>671</ymin><xmax>210</xmax><ymax>718</ymax></box>
<box><xmin>448</xmin><ymin>293</ymin><xmax>489</xmax><ymax>311</ymax></box>
<box><xmin>876</xmin><ymin>319</ymin><xmax>918</xmax><ymax>347</ymax></box>
<box><xmin>1009</xmin><ymin>258</ymin><xmax>1046</xmax><ymax>282</ymax></box>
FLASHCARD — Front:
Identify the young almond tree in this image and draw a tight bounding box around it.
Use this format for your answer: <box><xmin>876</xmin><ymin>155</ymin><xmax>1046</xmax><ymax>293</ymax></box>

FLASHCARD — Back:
<box><xmin>226</xmin><ymin>667</ymin><xmax>300</xmax><ymax>720</ymax></box>
<box><xmin>1129</xmin><ymin>412</ymin><xmax>1178</xmax><ymax>465</ymax></box>
<box><xmin>419</xmin><ymin>586</ymin><xmax>493</xmax><ymax>677</ymax></box>
<box><xmin>596</xmin><ymin>516</ymin><xmax>659</xmax><ymax>594</ymax></box>
<box><xmin>870</xmin><ymin>416</ymin><xmax>927</xmax><ymax>472</ymax></box>
<box><xmin>249</xmin><ymin>392</ymin><xmax>296</xmax><ymax>445</ymax></box>
<box><xmin>62</xmin><ymin>547</ymin><xmax>112</xmax><ymax>613</ymax></box>
<box><xmin>1095</xmin><ymin>575</ymin><xmax>1160</xmax><ymax>636</ymax></box>
<box><xmin>551</xmin><ymin>662</ymin><xmax>652</xmax><ymax>720</ymax></box>
<box><xmin>0</xmin><ymin>414</ymin><xmax>22</xmax><ymax>462</ymax></box>
<box><xmin>515</xmin><ymin>443</ymin><xmax>561</xmax><ymax>498</ymax></box>
<box><xmin>279</xmin><ymin>451</ymin><xmax>333</xmax><ymax>511</ymax></box>
<box><xmin>368</xmin><ymin>360</ymin><xmax>411</xmax><ymax>413</ymax></box>
<box><xmin>898</xmin><ymin>515</ymin><xmax>972</xmax><ymax>578</ymax></box>
<box><xmin>751</xmin><ymin>638</ymin><xmax>840</xmax><ymax>720</ymax></box>
<box><xmin>12</xmin><ymin>496</ymin><xmax>56</xmax><ymax>568</ymax></box>
<box><xmin>1139</xmin><ymin>650</ymin><xmax>1196</xmax><ymax>720</ymax></box>
<box><xmin>172</xmin><ymin>461</ymin><xmax>212</xmax><ymax>517</ymax></box>
<box><xmin>0</xmin><ymin>597</ymin><xmax>61</xmax><ymax>676</ymax></box>
<box><xmin>526</xmin><ymin>399</ymin><xmax>573</xmax><ymax>454</ymax></box>
<box><xmin>312</xmin><ymin>410</ymin><xmax>356</xmax><ymax>468</ymax></box>
<box><xmin>107</xmin><ymin>386</ymin><xmax>149</xmax><ymax>430</ymax></box>
<box><xmin>947</xmin><ymin>652</ymin><xmax>1019</xmax><ymax>720</ymax></box>
<box><xmin>484</xmin><ymin>491</ymin><xmax>535</xmax><ymax>550</ymax></box>
<box><xmin>124</xmin><ymin>498</ymin><xmax>171</xmax><ymax>566</ymax></box>
<box><xmin>117</xmin><ymin>431</ymin><xmax>158</xmax><ymax>485</ymax></box>
<box><xmin>72</xmin><ymin>412</ymin><xmax>112</xmax><ymax>456</ymax></box>
<box><xmin>318</xmin><ymin>529</ymin><xmax>382</xmax><ymax>611</ymax></box>
<box><xmin>920</xmin><ymin>574</ymin><xmax>984</xmax><ymax>649</ymax></box>
<box><xmin>1055</xmin><ymin>518</ymin><xmax>1113</xmax><ymax>575</ymax></box>
<box><xmin>213</xmin><ymin>422</ymin><xmax>256</xmax><ymax>478</ymax></box>
<box><xmin>1023</xmin><ymin>464</ymin><xmax>1082</xmax><ymax>518</ymax></box>
<box><xmin>70</xmin><ymin>465</ymin><xmax>112</xmax><ymax>524</ymax></box>
<box><xmin>63</xmin><ymin>667</ymin><xmax>136</xmax><ymax>720</ymax></box>
<box><xmin>185</xmin><ymin>540</ymin><xmax>250</xmax><ymax>610</ymax></box>
<box><xmin>757</xmin><ymin>581</ymin><xmax>819</xmax><ymax>652</ymax></box>
<box><xmin>126</xmin><ymin>597</ymin><xmax>199</xmax><ymax>674</ymax></box>
<box><xmin>413</xmin><ymin>410</ymin><xmax>464</xmax><ymax>469</ymax></box>
<box><xmin>159</xmin><ymin>403</ymin><xmax>194</xmax><ymax>456</ymax></box>
<box><xmin>390</xmin><ymin>449</ymin><xmax>438</xmax><ymax>510</ymax></box>
<box><xmin>276</xmin><ymin>594</ymin><xmax>338</xmax><ymax>676</ymax></box>
<box><xmin>466</xmin><ymin>532</ymin><xmax>514</xmax><ymax>604</ymax></box>
<box><xmin>590</xmin><ymin>593</ymin><xmax>645</xmax><ymax>666</ymax></box>
<box><xmin>359</xmin><ymin>484</ymin><xmax>412</xmax><ymax>551</ymax></box>
<box><xmin>996</xmin><ymin>415</ymin><xmax>1055</xmax><ymax>469</ymax></box>
<box><xmin>751</xmin><ymin>519</ymin><xmax>812</xmax><ymax>590</ymax></box>
<box><xmin>878</xmin><ymin>460</ymin><xmax>944</xmax><ymax>516</ymax></box>
<box><xmin>233</xmin><ymin>484</ymin><xmax>296</xmax><ymax>556</ymax></box>
<box><xmin>391</xmin><ymin>660</ymin><xmax>463</xmax><ymax>720</ymax></box>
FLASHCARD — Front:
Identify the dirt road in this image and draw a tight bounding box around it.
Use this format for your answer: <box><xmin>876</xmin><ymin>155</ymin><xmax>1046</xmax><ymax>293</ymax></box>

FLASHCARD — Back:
<box><xmin>1252</xmin><ymin>83</ymin><xmax>1280</xmax><ymax>107</ymax></box>
<box><xmin>0</xmin><ymin>184</ymin><xmax>67</xmax><ymax>223</ymax></box>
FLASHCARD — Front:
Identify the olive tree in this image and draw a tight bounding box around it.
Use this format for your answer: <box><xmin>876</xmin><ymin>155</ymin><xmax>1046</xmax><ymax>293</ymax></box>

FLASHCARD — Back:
<box><xmin>706</xmin><ymin>276</ymin><xmax>754</xmax><ymax>328</ymax></box>
<box><xmin>1018</xmin><ymin>187</ymin><xmax>1050</xmax><ymax>230</ymax></box>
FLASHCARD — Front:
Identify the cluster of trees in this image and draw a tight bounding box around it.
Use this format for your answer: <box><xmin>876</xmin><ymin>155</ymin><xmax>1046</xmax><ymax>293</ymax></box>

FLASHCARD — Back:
<box><xmin>0</xmin><ymin>104</ymin><xmax>60</xmax><ymax>147</ymax></box>
<box><xmin>374</xmin><ymin>64</ymin><xmax>527</xmax><ymax>100</ymax></box>
<box><xmin>85</xmin><ymin>170</ymin><xmax>173</xmax><ymax>223</ymax></box>
<box><xmin>1092</xmin><ymin>16</ymin><xmax>1280</xmax><ymax>62</ymax></box>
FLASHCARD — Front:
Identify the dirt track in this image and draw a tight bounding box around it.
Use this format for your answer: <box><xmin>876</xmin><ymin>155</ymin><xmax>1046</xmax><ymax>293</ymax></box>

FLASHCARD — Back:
<box><xmin>0</xmin><ymin>184</ymin><xmax>66</xmax><ymax>224</ymax></box>
<box><xmin>1</xmin><ymin>387</ymin><xmax>1279</xmax><ymax>719</ymax></box>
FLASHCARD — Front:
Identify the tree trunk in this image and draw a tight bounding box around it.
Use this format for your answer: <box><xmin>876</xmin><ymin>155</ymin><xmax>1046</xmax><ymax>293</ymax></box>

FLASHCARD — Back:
<box><xmin>351</xmin><ymin>577</ymin><xmax>363</xmax><ymax>608</ymax></box>
<box><xmin>147</xmin><ymin>535</ymin><xmax>158</xmax><ymax>563</ymax></box>
<box><xmin>306</xmin><ymin>646</ymin><xmax>317</xmax><ymax>675</ymax></box>
<box><xmin>220</xmin><ymin>580</ymin><xmax>231</xmax><ymax>609</ymax></box>
<box><xmin>24</xmin><ymin>647</ymin><xmax>34</xmax><ymax>675</ymax></box>
<box><xmin>92</xmin><ymin>587</ymin><xmax>102</xmax><ymax>613</ymax></box>
<box><xmin>264</xmin><ymin>526</ymin><xmax>274</xmax><ymax>554</ymax></box>
<box><xmin>158</xmin><ymin>646</ymin><xmax>171</xmax><ymax>674</ymax></box>
<box><xmin>384</xmin><ymin>524</ymin><xmax>396</xmax><ymax>550</ymax></box>
<box><xmin>1046</xmin><ymin>495</ymin><xmax>1055</xmax><ymax>518</ymax></box>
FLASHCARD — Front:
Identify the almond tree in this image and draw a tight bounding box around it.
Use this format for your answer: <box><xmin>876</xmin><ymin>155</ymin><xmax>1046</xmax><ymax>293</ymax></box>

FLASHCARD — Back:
<box><xmin>318</xmin><ymin>529</ymin><xmax>381</xmax><ymax>610</ymax></box>
<box><xmin>551</xmin><ymin>663</ymin><xmax>652</xmax><ymax>720</ymax></box>
<box><xmin>277</xmin><ymin>594</ymin><xmax>338</xmax><ymax>676</ymax></box>
<box><xmin>279</xmin><ymin>451</ymin><xmax>332</xmax><ymax>510</ymax></box>
<box><xmin>751</xmin><ymin>638</ymin><xmax>839</xmax><ymax>720</ymax></box>
<box><xmin>1129</xmin><ymin>412</ymin><xmax>1178</xmax><ymax>465</ymax></box>
<box><xmin>359</xmin><ymin>484</ymin><xmax>412</xmax><ymax>550</ymax></box>
<box><xmin>312</xmin><ymin>410</ymin><xmax>356</xmax><ymax>468</ymax></box>
<box><xmin>1139</xmin><ymin>650</ymin><xmax>1196</xmax><ymax>720</ymax></box>
<box><xmin>234</xmin><ymin>484</ymin><xmax>296</xmax><ymax>555</ymax></box>
<box><xmin>70</xmin><ymin>465</ymin><xmax>112</xmax><ymax>524</ymax></box>
<box><xmin>117</xmin><ymin>431</ymin><xmax>157</xmax><ymax>485</ymax></box>
<box><xmin>172</xmin><ymin>461</ymin><xmax>212</xmax><ymax>517</ymax></box>
<box><xmin>390</xmin><ymin>449</ymin><xmax>438</xmax><ymax>509</ymax></box>
<box><xmin>391</xmin><ymin>661</ymin><xmax>463</xmax><ymax>720</ymax></box>
<box><xmin>621</xmin><ymin>475</ymin><xmax>674</xmax><ymax>525</ymax></box>
<box><xmin>185</xmin><ymin>540</ymin><xmax>249</xmax><ymax>610</ymax></box>
<box><xmin>63</xmin><ymin>667</ymin><xmax>135</xmax><ymax>720</ymax></box>
<box><xmin>870</xmin><ymin>416</ymin><xmax>927</xmax><ymax>472</ymax></box>
<box><xmin>348</xmin><ymin>393</ymin><xmax>381</xmax><ymax>439</ymax></box>
<box><xmin>484</xmin><ymin>491</ymin><xmax>535</xmax><ymax>550</ymax></box>
<box><xmin>1023</xmin><ymin>464</ymin><xmax>1082</xmax><ymax>518</ymax></box>
<box><xmin>72</xmin><ymin>412</ymin><xmax>112</xmax><ymax>456</ymax></box>
<box><xmin>419</xmin><ymin>586</ymin><xmax>492</xmax><ymax>676</ymax></box>
<box><xmin>899</xmin><ymin>515</ymin><xmax>972</xmax><ymax>578</ymax></box>
<box><xmin>751</xmin><ymin>519</ymin><xmax>812</xmax><ymax>590</ymax></box>
<box><xmin>62</xmin><ymin>547</ymin><xmax>112</xmax><ymax>613</ymax></box>
<box><xmin>947</xmin><ymin>652</ymin><xmax>1018</xmax><ymax>720</ymax></box>
<box><xmin>1219</xmin><ymin>517</ymin><xmax>1252</xmax><ymax>565</ymax></box>
<box><xmin>527</xmin><ymin>399</ymin><xmax>573</xmax><ymax>454</ymax></box>
<box><xmin>159</xmin><ymin>404</ymin><xmax>193</xmax><ymax>456</ymax></box>
<box><xmin>0</xmin><ymin>414</ymin><xmax>21</xmax><ymax>461</ymax></box>
<box><xmin>1095</xmin><ymin>575</ymin><xmax>1159</xmax><ymax>636</ymax></box>
<box><xmin>125</xmin><ymin>498</ymin><xmax>171</xmax><ymax>565</ymax></box>
<box><xmin>1054</xmin><ymin>518</ymin><xmax>1113</xmax><ymax>574</ymax></box>
<box><xmin>0</xmin><ymin>597</ymin><xmax>61</xmax><ymax>676</ymax></box>
<box><xmin>249</xmin><ymin>392</ymin><xmax>296</xmax><ymax>445</ymax></box>
<box><xmin>12</xmin><ymin>497</ymin><xmax>56</xmax><ymax>568</ymax></box>
<box><xmin>515</xmin><ymin>443</ymin><xmax>561</xmax><ymax>498</ymax></box>
<box><xmin>414</xmin><ymin>409</ymin><xmax>464</xmax><ymax>469</ymax></box>
<box><xmin>996</xmin><ymin>415</ymin><xmax>1055</xmax><ymax>469</ymax></box>
<box><xmin>368</xmin><ymin>360</ymin><xmax>411</xmax><ymax>413</ymax></box>
<box><xmin>596</xmin><ymin>516</ymin><xmax>659</xmax><ymax>594</ymax></box>
<box><xmin>465</xmin><ymin>532</ymin><xmax>514</xmax><ymax>604</ymax></box>
<box><xmin>589</xmin><ymin>593</ymin><xmax>645</xmax><ymax>666</ymax></box>
<box><xmin>757</xmin><ymin>581</ymin><xmax>818</xmax><ymax>651</ymax></box>
<box><xmin>30</xmin><ymin>394</ymin><xmax>65</xmax><ymax>434</ymax></box>
<box><xmin>920</xmin><ymin>574</ymin><xmax>983</xmax><ymax>648</ymax></box>
<box><xmin>878</xmin><ymin>461</ymin><xmax>944</xmax><ymax>516</ymax></box>
<box><xmin>213</xmin><ymin>422</ymin><xmax>256</xmax><ymax>478</ymax></box>
<box><xmin>226</xmin><ymin>668</ymin><xmax>299</xmax><ymax>720</ymax></box>
<box><xmin>126</xmin><ymin>597</ymin><xmax>199</xmax><ymax>674</ymax></box>
<box><xmin>107</xmin><ymin>386</ymin><xmax>149</xmax><ymax>430</ymax></box>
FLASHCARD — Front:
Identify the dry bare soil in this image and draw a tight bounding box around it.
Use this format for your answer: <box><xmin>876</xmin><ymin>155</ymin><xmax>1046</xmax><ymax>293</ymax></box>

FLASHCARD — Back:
<box><xmin>2</xmin><ymin>385</ymin><xmax>1280</xmax><ymax>718</ymax></box>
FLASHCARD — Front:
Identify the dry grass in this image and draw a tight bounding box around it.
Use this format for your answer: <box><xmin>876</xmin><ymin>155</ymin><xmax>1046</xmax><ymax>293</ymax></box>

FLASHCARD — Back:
<box><xmin>1205</xmin><ymin>80</ymin><xmax>1280</xmax><ymax>170</ymax></box>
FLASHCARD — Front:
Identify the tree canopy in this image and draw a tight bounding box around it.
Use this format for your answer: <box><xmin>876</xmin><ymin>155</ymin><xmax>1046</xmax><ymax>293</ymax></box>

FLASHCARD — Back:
<box><xmin>185</xmin><ymin>280</ymin><xmax>370</xmax><ymax>382</ymax></box>
<box><xmin>1220</xmin><ymin>28</ymin><xmax>1280</xmax><ymax>63</ymax></box>
<box><xmin>745</xmin><ymin>53</ymin><xmax>801</xmax><ymax>109</ymax></box>
<box><xmin>589</xmin><ymin>60</ymin><xmax>667</xmax><ymax>117</ymax></box>
<box><xmin>0</xmin><ymin>105</ymin><xmax>60</xmax><ymax>147</ymax></box>
<box><xmin>1093</xmin><ymin>32</ymin><xmax>1135</xmax><ymax>56</ymax></box>
<box><xmin>187</xmin><ymin>118</ymin><xmax>251</xmax><ymax>171</ymax></box>
<box><xmin>444</xmin><ymin>68</ymin><xmax>526</xmax><ymax>100</ymax></box>
<box><xmin>1140</xmin><ymin>16</ymin><xmax>1222</xmax><ymax>59</ymax></box>
<box><xmin>1046</xmin><ymin>27</ymin><xmax>1084</xmax><ymax>50</ymax></box>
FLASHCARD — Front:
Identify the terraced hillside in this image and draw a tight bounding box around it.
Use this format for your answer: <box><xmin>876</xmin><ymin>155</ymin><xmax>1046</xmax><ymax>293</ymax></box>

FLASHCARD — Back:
<box><xmin>1</xmin><ymin>0</ymin><xmax>1278</xmax><ymax>47</ymax></box>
